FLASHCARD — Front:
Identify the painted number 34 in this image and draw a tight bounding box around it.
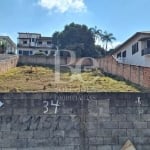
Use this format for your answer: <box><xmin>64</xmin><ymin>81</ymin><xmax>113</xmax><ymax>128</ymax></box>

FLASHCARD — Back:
<box><xmin>43</xmin><ymin>100</ymin><xmax>60</xmax><ymax>114</ymax></box>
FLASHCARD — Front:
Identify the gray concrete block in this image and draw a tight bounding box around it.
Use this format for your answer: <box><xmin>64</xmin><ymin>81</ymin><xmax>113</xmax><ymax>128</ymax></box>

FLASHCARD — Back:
<box><xmin>87</xmin><ymin>121</ymin><xmax>98</xmax><ymax>130</ymax></box>
<box><xmin>109</xmin><ymin>107</ymin><xmax>118</xmax><ymax>114</ymax></box>
<box><xmin>89</xmin><ymin>146</ymin><xmax>97</xmax><ymax>150</ymax></box>
<box><xmin>138</xmin><ymin>129</ymin><xmax>150</xmax><ymax>137</ymax></box>
<box><xmin>100</xmin><ymin>121</ymin><xmax>118</xmax><ymax>129</ymax></box>
<box><xmin>59</xmin><ymin>137</ymin><xmax>80</xmax><ymax>146</ymax></box>
<box><xmin>103</xmin><ymin>136</ymin><xmax>118</xmax><ymax>145</ymax></box>
<box><xmin>13</xmin><ymin>108</ymin><xmax>28</xmax><ymax>115</ymax></box>
<box><xmin>0</xmin><ymin>108</ymin><xmax>13</xmax><ymax>116</ymax></box>
<box><xmin>133</xmin><ymin>121</ymin><xmax>147</xmax><ymax>129</ymax></box>
<box><xmin>127</xmin><ymin>129</ymin><xmax>139</xmax><ymax>137</ymax></box>
<box><xmin>0</xmin><ymin>139</ymin><xmax>27</xmax><ymax>148</ymax></box>
<box><xmin>111</xmin><ymin>114</ymin><xmax>126</xmax><ymax>121</ymax></box>
<box><xmin>112</xmin><ymin>145</ymin><xmax>122</xmax><ymax>150</ymax></box>
<box><xmin>66</xmin><ymin>129</ymin><xmax>80</xmax><ymax>138</ymax></box>
<box><xmin>126</xmin><ymin>114</ymin><xmax>141</xmax><ymax>122</ymax></box>
<box><xmin>112</xmin><ymin>129</ymin><xmax>127</xmax><ymax>136</ymax></box>
<box><xmin>97</xmin><ymin>145</ymin><xmax>112</xmax><ymax>150</ymax></box>
<box><xmin>118</xmin><ymin>107</ymin><xmax>137</xmax><ymax>114</ymax></box>
<box><xmin>136</xmin><ymin>145</ymin><xmax>150</xmax><ymax>150</ymax></box>
<box><xmin>142</xmin><ymin>114</ymin><xmax>150</xmax><ymax>121</ymax></box>
<box><xmin>119</xmin><ymin>122</ymin><xmax>134</xmax><ymax>129</ymax></box>
<box><xmin>2</xmin><ymin>131</ymin><xmax>18</xmax><ymax>139</ymax></box>
<box><xmin>27</xmin><ymin>138</ymin><xmax>58</xmax><ymax>147</ymax></box>
<box><xmin>111</xmin><ymin>99</ymin><xmax>126</xmax><ymax>107</ymax></box>
<box><xmin>33</xmin><ymin>130</ymin><xmax>49</xmax><ymax>139</ymax></box>
<box><xmin>89</xmin><ymin>137</ymin><xmax>103</xmax><ymax>145</ymax></box>
<box><xmin>134</xmin><ymin>137</ymin><xmax>150</xmax><ymax>145</ymax></box>
<box><xmin>18</xmin><ymin>131</ymin><xmax>33</xmax><ymax>139</ymax></box>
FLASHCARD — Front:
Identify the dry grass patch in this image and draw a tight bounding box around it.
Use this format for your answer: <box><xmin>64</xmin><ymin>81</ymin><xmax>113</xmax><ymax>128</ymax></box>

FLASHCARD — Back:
<box><xmin>0</xmin><ymin>66</ymin><xmax>139</xmax><ymax>92</ymax></box>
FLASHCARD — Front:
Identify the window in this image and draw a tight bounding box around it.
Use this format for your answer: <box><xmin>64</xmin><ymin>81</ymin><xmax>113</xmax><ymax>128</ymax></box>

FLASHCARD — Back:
<box><xmin>23</xmin><ymin>51</ymin><xmax>29</xmax><ymax>56</ymax></box>
<box><xmin>38</xmin><ymin>41</ymin><xmax>42</xmax><ymax>45</ymax></box>
<box><xmin>122</xmin><ymin>50</ymin><xmax>126</xmax><ymax>57</ymax></box>
<box><xmin>141</xmin><ymin>49</ymin><xmax>145</xmax><ymax>56</ymax></box>
<box><xmin>132</xmin><ymin>43</ymin><xmax>138</xmax><ymax>55</ymax></box>
<box><xmin>30</xmin><ymin>51</ymin><xmax>33</xmax><ymax>55</ymax></box>
<box><xmin>32</xmin><ymin>38</ymin><xmax>35</xmax><ymax>42</ymax></box>
<box><xmin>147</xmin><ymin>40</ymin><xmax>150</xmax><ymax>48</ymax></box>
<box><xmin>47</xmin><ymin>41</ymin><xmax>52</xmax><ymax>45</ymax></box>
<box><xmin>45</xmin><ymin>51</ymin><xmax>48</xmax><ymax>55</ymax></box>
<box><xmin>23</xmin><ymin>41</ymin><xmax>27</xmax><ymax>44</ymax></box>
<box><xmin>18</xmin><ymin>50</ymin><xmax>22</xmax><ymax>55</ymax></box>
<box><xmin>117</xmin><ymin>52</ymin><xmax>121</xmax><ymax>58</ymax></box>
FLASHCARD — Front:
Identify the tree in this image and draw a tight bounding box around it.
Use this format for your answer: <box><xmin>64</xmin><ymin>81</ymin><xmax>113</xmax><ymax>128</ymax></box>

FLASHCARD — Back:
<box><xmin>51</xmin><ymin>23</ymin><xmax>117</xmax><ymax>57</ymax></box>
<box><xmin>101</xmin><ymin>31</ymin><xmax>116</xmax><ymax>50</ymax></box>
<box><xmin>52</xmin><ymin>31</ymin><xmax>60</xmax><ymax>48</ymax></box>
<box><xmin>95</xmin><ymin>45</ymin><xmax>106</xmax><ymax>56</ymax></box>
<box><xmin>52</xmin><ymin>22</ymin><xmax>97</xmax><ymax>57</ymax></box>
<box><xmin>90</xmin><ymin>26</ymin><xmax>102</xmax><ymax>45</ymax></box>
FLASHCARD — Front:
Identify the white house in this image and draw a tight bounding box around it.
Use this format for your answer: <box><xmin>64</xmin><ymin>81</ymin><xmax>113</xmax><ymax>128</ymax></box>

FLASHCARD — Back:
<box><xmin>112</xmin><ymin>32</ymin><xmax>150</xmax><ymax>67</ymax></box>
<box><xmin>0</xmin><ymin>36</ymin><xmax>17</xmax><ymax>54</ymax></box>
<box><xmin>17</xmin><ymin>33</ymin><xmax>53</xmax><ymax>56</ymax></box>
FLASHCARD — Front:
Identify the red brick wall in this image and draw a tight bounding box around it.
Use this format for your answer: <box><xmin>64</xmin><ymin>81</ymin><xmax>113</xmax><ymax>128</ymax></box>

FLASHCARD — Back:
<box><xmin>139</xmin><ymin>67</ymin><xmax>144</xmax><ymax>87</ymax></box>
<box><xmin>122</xmin><ymin>64</ymin><xmax>131</xmax><ymax>81</ymax></box>
<box><xmin>107</xmin><ymin>56</ymin><xmax>112</xmax><ymax>73</ymax></box>
<box><xmin>117</xmin><ymin>63</ymin><xmax>123</xmax><ymax>77</ymax></box>
<box><xmin>130</xmin><ymin>66</ymin><xmax>140</xmax><ymax>84</ymax></box>
<box><xmin>143</xmin><ymin>68</ymin><xmax>150</xmax><ymax>88</ymax></box>
<box><xmin>98</xmin><ymin>56</ymin><xmax>150</xmax><ymax>88</ymax></box>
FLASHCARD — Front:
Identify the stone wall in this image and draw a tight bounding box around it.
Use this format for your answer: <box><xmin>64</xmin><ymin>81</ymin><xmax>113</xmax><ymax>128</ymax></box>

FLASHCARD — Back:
<box><xmin>0</xmin><ymin>93</ymin><xmax>150</xmax><ymax>149</ymax></box>
<box><xmin>0</xmin><ymin>55</ymin><xmax>18</xmax><ymax>74</ymax></box>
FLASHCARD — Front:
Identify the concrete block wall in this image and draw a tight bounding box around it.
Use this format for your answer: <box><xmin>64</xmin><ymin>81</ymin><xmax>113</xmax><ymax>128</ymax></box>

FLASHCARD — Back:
<box><xmin>18</xmin><ymin>56</ymin><xmax>67</xmax><ymax>66</ymax></box>
<box><xmin>0</xmin><ymin>93</ymin><xmax>150</xmax><ymax>149</ymax></box>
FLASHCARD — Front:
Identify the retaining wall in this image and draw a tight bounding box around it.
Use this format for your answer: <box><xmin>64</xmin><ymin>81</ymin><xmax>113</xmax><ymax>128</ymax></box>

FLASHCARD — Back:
<box><xmin>0</xmin><ymin>93</ymin><xmax>149</xmax><ymax>150</ymax></box>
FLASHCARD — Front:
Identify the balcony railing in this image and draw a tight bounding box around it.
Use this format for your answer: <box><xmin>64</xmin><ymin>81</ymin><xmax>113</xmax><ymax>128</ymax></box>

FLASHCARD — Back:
<box><xmin>141</xmin><ymin>48</ymin><xmax>150</xmax><ymax>56</ymax></box>
<box><xmin>17</xmin><ymin>43</ymin><xmax>53</xmax><ymax>48</ymax></box>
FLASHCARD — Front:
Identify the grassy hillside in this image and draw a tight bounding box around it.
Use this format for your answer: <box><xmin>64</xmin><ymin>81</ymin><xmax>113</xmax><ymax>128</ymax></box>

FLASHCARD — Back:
<box><xmin>0</xmin><ymin>66</ymin><xmax>139</xmax><ymax>92</ymax></box>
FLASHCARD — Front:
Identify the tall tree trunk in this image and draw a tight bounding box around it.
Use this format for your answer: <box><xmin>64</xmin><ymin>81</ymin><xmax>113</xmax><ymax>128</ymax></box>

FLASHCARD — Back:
<box><xmin>105</xmin><ymin>41</ymin><xmax>108</xmax><ymax>51</ymax></box>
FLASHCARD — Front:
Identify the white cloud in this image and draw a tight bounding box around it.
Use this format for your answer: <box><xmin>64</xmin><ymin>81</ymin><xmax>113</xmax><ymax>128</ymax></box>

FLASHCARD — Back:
<box><xmin>38</xmin><ymin>0</ymin><xmax>87</xmax><ymax>13</ymax></box>
<box><xmin>95</xmin><ymin>40</ymin><xmax>121</xmax><ymax>50</ymax></box>
<box><xmin>108</xmin><ymin>41</ymin><xmax>121</xmax><ymax>49</ymax></box>
<box><xmin>0</xmin><ymin>33</ymin><xmax>9</xmax><ymax>36</ymax></box>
